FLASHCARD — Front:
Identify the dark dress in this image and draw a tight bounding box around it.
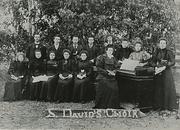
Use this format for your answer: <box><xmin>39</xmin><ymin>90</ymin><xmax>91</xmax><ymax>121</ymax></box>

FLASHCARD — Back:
<box><xmin>151</xmin><ymin>48</ymin><xmax>177</xmax><ymax>110</ymax></box>
<box><xmin>115</xmin><ymin>46</ymin><xmax>133</xmax><ymax>61</ymax></box>
<box><xmin>54</xmin><ymin>59</ymin><xmax>75</xmax><ymax>102</ymax></box>
<box><xmin>26</xmin><ymin>43</ymin><xmax>47</xmax><ymax>61</ymax></box>
<box><xmin>115</xmin><ymin>46</ymin><xmax>134</xmax><ymax>103</ymax></box>
<box><xmin>48</xmin><ymin>44</ymin><xmax>64</xmax><ymax>61</ymax></box>
<box><xmin>29</xmin><ymin>58</ymin><xmax>46</xmax><ymax>100</ymax></box>
<box><xmin>73</xmin><ymin>60</ymin><xmax>93</xmax><ymax>102</ymax></box>
<box><xmin>4</xmin><ymin>61</ymin><xmax>28</xmax><ymax>101</ymax></box>
<box><xmin>40</xmin><ymin>60</ymin><xmax>59</xmax><ymax>101</ymax></box>
<box><xmin>95</xmin><ymin>54</ymin><xmax>120</xmax><ymax>109</ymax></box>
<box><xmin>100</xmin><ymin>44</ymin><xmax>116</xmax><ymax>55</ymax></box>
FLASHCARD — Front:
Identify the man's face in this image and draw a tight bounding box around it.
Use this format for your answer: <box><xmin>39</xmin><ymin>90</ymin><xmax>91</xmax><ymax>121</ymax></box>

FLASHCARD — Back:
<box><xmin>34</xmin><ymin>34</ymin><xmax>40</xmax><ymax>43</ymax></box>
<box><xmin>159</xmin><ymin>40</ymin><xmax>167</xmax><ymax>49</ymax></box>
<box><xmin>121</xmin><ymin>41</ymin><xmax>129</xmax><ymax>48</ymax></box>
<box><xmin>54</xmin><ymin>36</ymin><xmax>60</xmax><ymax>45</ymax></box>
<box><xmin>49</xmin><ymin>52</ymin><xmax>55</xmax><ymax>60</ymax></box>
<box><xmin>81</xmin><ymin>53</ymin><xmax>87</xmax><ymax>61</ymax></box>
<box><xmin>72</xmin><ymin>37</ymin><xmax>79</xmax><ymax>44</ymax></box>
<box><xmin>35</xmin><ymin>51</ymin><xmax>42</xmax><ymax>59</ymax></box>
<box><xmin>63</xmin><ymin>52</ymin><xmax>70</xmax><ymax>60</ymax></box>
<box><xmin>88</xmin><ymin>37</ymin><xmax>94</xmax><ymax>44</ymax></box>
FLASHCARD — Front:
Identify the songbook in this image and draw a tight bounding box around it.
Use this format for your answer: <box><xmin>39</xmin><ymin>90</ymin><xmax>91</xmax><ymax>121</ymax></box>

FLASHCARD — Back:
<box><xmin>120</xmin><ymin>59</ymin><xmax>140</xmax><ymax>72</ymax></box>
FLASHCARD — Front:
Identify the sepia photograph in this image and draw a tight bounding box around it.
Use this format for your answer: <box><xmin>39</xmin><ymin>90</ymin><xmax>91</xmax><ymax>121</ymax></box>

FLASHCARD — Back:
<box><xmin>0</xmin><ymin>0</ymin><xmax>180</xmax><ymax>129</ymax></box>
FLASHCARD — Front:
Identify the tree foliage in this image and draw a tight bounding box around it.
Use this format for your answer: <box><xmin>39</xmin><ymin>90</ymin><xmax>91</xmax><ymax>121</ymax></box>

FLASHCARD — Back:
<box><xmin>0</xmin><ymin>0</ymin><xmax>179</xmax><ymax>60</ymax></box>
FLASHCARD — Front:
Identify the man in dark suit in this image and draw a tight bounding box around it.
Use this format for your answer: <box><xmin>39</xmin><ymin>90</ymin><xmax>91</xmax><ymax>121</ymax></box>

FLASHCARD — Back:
<box><xmin>68</xmin><ymin>36</ymin><xmax>83</xmax><ymax>61</ymax></box>
<box><xmin>26</xmin><ymin>34</ymin><xmax>47</xmax><ymax>61</ymax></box>
<box><xmin>48</xmin><ymin>35</ymin><xmax>65</xmax><ymax>61</ymax></box>
<box><xmin>84</xmin><ymin>36</ymin><xmax>99</xmax><ymax>62</ymax></box>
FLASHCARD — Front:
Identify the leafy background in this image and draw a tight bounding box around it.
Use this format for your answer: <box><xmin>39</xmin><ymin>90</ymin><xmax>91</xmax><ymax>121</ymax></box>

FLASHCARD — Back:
<box><xmin>0</xmin><ymin>0</ymin><xmax>179</xmax><ymax>61</ymax></box>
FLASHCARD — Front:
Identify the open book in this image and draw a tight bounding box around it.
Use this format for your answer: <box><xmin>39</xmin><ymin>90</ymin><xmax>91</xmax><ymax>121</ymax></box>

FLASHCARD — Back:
<box><xmin>120</xmin><ymin>59</ymin><xmax>140</xmax><ymax>72</ymax></box>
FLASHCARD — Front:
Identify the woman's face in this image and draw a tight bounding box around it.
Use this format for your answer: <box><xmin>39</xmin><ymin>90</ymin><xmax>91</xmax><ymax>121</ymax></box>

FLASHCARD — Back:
<box><xmin>35</xmin><ymin>51</ymin><xmax>42</xmax><ymax>59</ymax></box>
<box><xmin>121</xmin><ymin>41</ymin><xmax>129</xmax><ymax>48</ymax></box>
<box><xmin>106</xmin><ymin>47</ymin><xmax>114</xmax><ymax>55</ymax></box>
<box><xmin>49</xmin><ymin>52</ymin><xmax>55</xmax><ymax>60</ymax></box>
<box><xmin>135</xmin><ymin>43</ymin><xmax>142</xmax><ymax>52</ymax></box>
<box><xmin>17</xmin><ymin>55</ymin><xmax>24</xmax><ymax>62</ymax></box>
<box><xmin>63</xmin><ymin>52</ymin><xmax>70</xmax><ymax>60</ymax></box>
<box><xmin>159</xmin><ymin>40</ymin><xmax>167</xmax><ymax>49</ymax></box>
<box><xmin>81</xmin><ymin>53</ymin><xmax>87</xmax><ymax>61</ymax></box>
<box><xmin>107</xmin><ymin>36</ymin><xmax>112</xmax><ymax>41</ymax></box>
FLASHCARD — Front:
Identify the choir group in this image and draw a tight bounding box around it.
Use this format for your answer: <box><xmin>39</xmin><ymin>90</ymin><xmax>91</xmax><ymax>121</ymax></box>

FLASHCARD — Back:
<box><xmin>3</xmin><ymin>34</ymin><xmax>178</xmax><ymax>112</ymax></box>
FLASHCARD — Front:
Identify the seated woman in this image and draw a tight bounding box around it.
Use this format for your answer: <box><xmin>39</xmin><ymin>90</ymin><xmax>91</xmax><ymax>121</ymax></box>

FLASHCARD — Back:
<box><xmin>4</xmin><ymin>52</ymin><xmax>28</xmax><ymax>101</ymax></box>
<box><xmin>29</xmin><ymin>49</ymin><xmax>46</xmax><ymax>100</ymax></box>
<box><xmin>73</xmin><ymin>50</ymin><xmax>93</xmax><ymax>103</ymax></box>
<box><xmin>94</xmin><ymin>45</ymin><xmax>120</xmax><ymax>109</ymax></box>
<box><xmin>40</xmin><ymin>51</ymin><xmax>59</xmax><ymax>101</ymax></box>
<box><xmin>129</xmin><ymin>42</ymin><xmax>151</xmax><ymax>63</ymax></box>
<box><xmin>54</xmin><ymin>49</ymin><xmax>74</xmax><ymax>102</ymax></box>
<box><xmin>151</xmin><ymin>38</ymin><xmax>177</xmax><ymax>113</ymax></box>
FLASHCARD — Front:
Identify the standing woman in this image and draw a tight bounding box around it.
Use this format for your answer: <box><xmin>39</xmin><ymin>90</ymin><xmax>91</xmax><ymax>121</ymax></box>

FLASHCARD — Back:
<box><xmin>4</xmin><ymin>52</ymin><xmax>28</xmax><ymax>101</ymax></box>
<box><xmin>73</xmin><ymin>50</ymin><xmax>93</xmax><ymax>103</ymax></box>
<box><xmin>95</xmin><ymin>45</ymin><xmax>120</xmax><ymax>109</ymax></box>
<box><xmin>54</xmin><ymin>49</ymin><xmax>74</xmax><ymax>102</ymax></box>
<box><xmin>151</xmin><ymin>38</ymin><xmax>177</xmax><ymax>112</ymax></box>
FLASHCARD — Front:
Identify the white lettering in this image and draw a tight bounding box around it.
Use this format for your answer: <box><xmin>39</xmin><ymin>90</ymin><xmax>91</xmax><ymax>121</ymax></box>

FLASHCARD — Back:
<box><xmin>63</xmin><ymin>109</ymin><xmax>72</xmax><ymax>118</ymax></box>
<box><xmin>46</xmin><ymin>109</ymin><xmax>56</xmax><ymax>118</ymax></box>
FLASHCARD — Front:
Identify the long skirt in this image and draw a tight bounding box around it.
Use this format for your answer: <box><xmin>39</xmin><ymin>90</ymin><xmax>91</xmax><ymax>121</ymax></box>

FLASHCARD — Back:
<box><xmin>29</xmin><ymin>78</ymin><xmax>43</xmax><ymax>100</ymax></box>
<box><xmin>40</xmin><ymin>75</ymin><xmax>58</xmax><ymax>101</ymax></box>
<box><xmin>3</xmin><ymin>79</ymin><xmax>23</xmax><ymax>101</ymax></box>
<box><xmin>73</xmin><ymin>77</ymin><xmax>90</xmax><ymax>103</ymax></box>
<box><xmin>154</xmin><ymin>68</ymin><xmax>177</xmax><ymax>110</ymax></box>
<box><xmin>54</xmin><ymin>78</ymin><xmax>73</xmax><ymax>102</ymax></box>
<box><xmin>95</xmin><ymin>79</ymin><xmax>120</xmax><ymax>109</ymax></box>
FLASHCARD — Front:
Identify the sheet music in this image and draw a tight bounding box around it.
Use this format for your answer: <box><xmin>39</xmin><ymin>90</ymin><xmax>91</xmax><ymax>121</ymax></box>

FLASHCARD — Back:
<box><xmin>120</xmin><ymin>59</ymin><xmax>140</xmax><ymax>71</ymax></box>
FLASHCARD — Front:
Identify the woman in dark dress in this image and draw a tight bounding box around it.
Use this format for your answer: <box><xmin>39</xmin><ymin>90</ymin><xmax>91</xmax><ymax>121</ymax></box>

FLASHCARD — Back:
<box><xmin>29</xmin><ymin>49</ymin><xmax>46</xmax><ymax>100</ymax></box>
<box><xmin>40</xmin><ymin>51</ymin><xmax>59</xmax><ymax>101</ymax></box>
<box><xmin>94</xmin><ymin>45</ymin><xmax>120</xmax><ymax>109</ymax></box>
<box><xmin>151</xmin><ymin>38</ymin><xmax>177</xmax><ymax>112</ymax></box>
<box><xmin>54</xmin><ymin>49</ymin><xmax>74</xmax><ymax>102</ymax></box>
<box><xmin>4</xmin><ymin>52</ymin><xmax>28</xmax><ymax>101</ymax></box>
<box><xmin>73</xmin><ymin>50</ymin><xmax>93</xmax><ymax>103</ymax></box>
<box><xmin>115</xmin><ymin>39</ymin><xmax>134</xmax><ymax>103</ymax></box>
<box><xmin>115</xmin><ymin>38</ymin><xmax>133</xmax><ymax>61</ymax></box>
